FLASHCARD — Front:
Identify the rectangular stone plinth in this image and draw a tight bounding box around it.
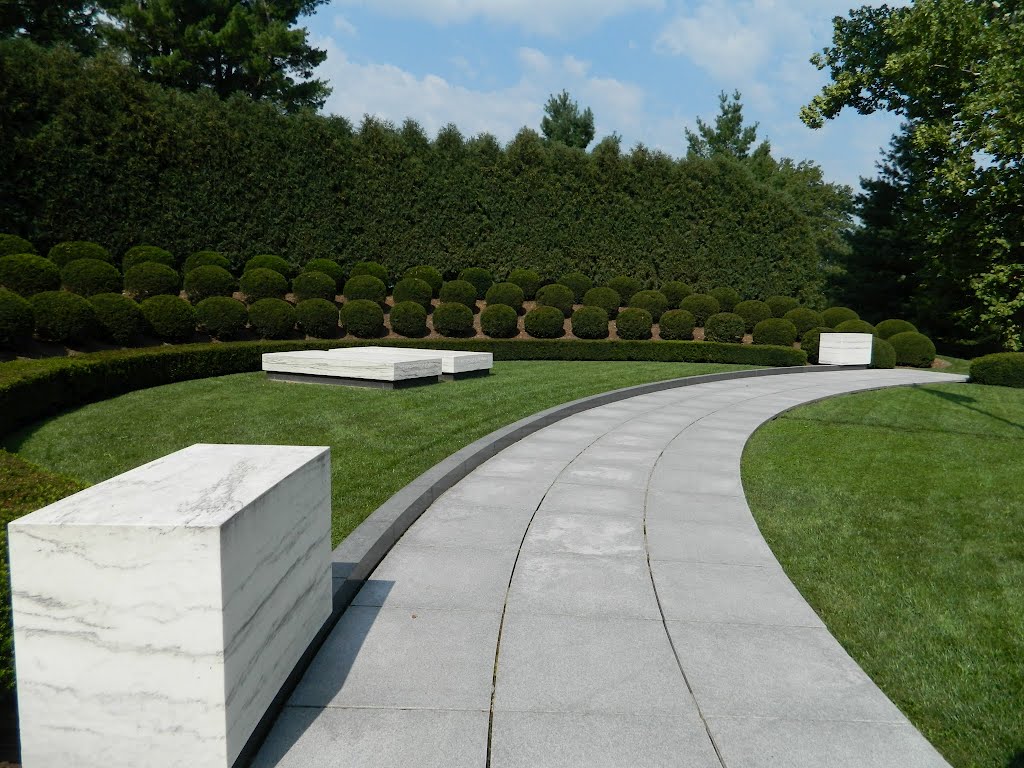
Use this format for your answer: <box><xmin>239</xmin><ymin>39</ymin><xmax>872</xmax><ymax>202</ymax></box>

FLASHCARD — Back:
<box><xmin>329</xmin><ymin>346</ymin><xmax>493</xmax><ymax>378</ymax></box>
<box><xmin>8</xmin><ymin>443</ymin><xmax>333</xmax><ymax>768</ymax></box>
<box><xmin>262</xmin><ymin>349</ymin><xmax>441</xmax><ymax>385</ymax></box>
<box><xmin>818</xmin><ymin>333</ymin><xmax>873</xmax><ymax>366</ymax></box>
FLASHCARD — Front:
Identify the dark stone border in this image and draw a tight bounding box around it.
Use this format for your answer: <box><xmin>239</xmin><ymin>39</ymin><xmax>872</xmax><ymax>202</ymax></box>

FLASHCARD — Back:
<box><xmin>441</xmin><ymin>369</ymin><xmax>492</xmax><ymax>382</ymax></box>
<box><xmin>266</xmin><ymin>371</ymin><xmax>441</xmax><ymax>389</ymax></box>
<box><xmin>235</xmin><ymin>362</ymin><xmax>866</xmax><ymax>767</ymax></box>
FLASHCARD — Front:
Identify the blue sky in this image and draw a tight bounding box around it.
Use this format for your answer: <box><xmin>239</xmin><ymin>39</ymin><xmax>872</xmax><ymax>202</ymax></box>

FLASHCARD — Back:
<box><xmin>302</xmin><ymin>1</ymin><xmax>902</xmax><ymax>191</ymax></box>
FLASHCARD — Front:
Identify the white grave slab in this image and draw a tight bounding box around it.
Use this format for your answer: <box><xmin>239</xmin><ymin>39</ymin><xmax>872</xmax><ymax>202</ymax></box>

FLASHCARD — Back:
<box><xmin>330</xmin><ymin>346</ymin><xmax>493</xmax><ymax>379</ymax></box>
<box><xmin>818</xmin><ymin>332</ymin><xmax>874</xmax><ymax>366</ymax></box>
<box><xmin>262</xmin><ymin>349</ymin><xmax>441</xmax><ymax>387</ymax></box>
<box><xmin>8</xmin><ymin>443</ymin><xmax>333</xmax><ymax>768</ymax></box>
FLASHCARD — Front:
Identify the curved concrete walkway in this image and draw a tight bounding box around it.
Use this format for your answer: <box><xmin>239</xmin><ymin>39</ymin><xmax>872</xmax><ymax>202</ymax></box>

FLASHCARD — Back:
<box><xmin>254</xmin><ymin>368</ymin><xmax>965</xmax><ymax>768</ymax></box>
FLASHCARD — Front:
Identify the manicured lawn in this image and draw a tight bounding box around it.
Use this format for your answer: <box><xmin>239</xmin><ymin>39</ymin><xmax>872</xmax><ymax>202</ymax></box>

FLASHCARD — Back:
<box><xmin>742</xmin><ymin>383</ymin><xmax>1024</xmax><ymax>768</ymax></box>
<box><xmin>6</xmin><ymin>361</ymin><xmax>749</xmax><ymax>545</ymax></box>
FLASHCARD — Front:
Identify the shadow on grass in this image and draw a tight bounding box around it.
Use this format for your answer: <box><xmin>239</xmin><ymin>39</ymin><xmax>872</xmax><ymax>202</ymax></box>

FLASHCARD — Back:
<box><xmin>919</xmin><ymin>386</ymin><xmax>1024</xmax><ymax>434</ymax></box>
<box><xmin>1008</xmin><ymin>750</ymin><xmax>1024</xmax><ymax>768</ymax></box>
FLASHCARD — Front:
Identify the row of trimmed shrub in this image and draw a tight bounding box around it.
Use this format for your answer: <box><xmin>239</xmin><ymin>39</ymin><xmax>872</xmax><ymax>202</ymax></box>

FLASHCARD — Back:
<box><xmin>969</xmin><ymin>353</ymin><xmax>1024</xmax><ymax>388</ymax></box>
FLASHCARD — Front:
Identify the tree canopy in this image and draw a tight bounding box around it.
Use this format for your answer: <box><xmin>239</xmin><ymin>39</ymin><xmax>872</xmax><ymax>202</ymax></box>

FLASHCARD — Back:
<box><xmin>540</xmin><ymin>90</ymin><xmax>595</xmax><ymax>150</ymax></box>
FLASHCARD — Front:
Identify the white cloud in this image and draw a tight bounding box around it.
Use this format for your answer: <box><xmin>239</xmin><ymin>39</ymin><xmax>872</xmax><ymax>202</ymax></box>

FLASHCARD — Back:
<box><xmin>332</xmin><ymin>14</ymin><xmax>357</xmax><ymax>36</ymax></box>
<box><xmin>518</xmin><ymin>47</ymin><xmax>552</xmax><ymax>73</ymax></box>
<box><xmin>563</xmin><ymin>55</ymin><xmax>590</xmax><ymax>78</ymax></box>
<box><xmin>656</xmin><ymin>4</ymin><xmax>771</xmax><ymax>81</ymax></box>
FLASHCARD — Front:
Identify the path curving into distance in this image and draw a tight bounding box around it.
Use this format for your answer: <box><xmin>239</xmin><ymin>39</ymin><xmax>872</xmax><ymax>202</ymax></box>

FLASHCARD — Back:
<box><xmin>254</xmin><ymin>368</ymin><xmax>965</xmax><ymax>768</ymax></box>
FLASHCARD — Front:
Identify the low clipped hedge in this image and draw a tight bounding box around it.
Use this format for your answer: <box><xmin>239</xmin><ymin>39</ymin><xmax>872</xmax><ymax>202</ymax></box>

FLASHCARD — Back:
<box><xmin>0</xmin><ymin>234</ymin><xmax>35</xmax><ymax>256</ymax></box>
<box><xmin>616</xmin><ymin>307</ymin><xmax>653</xmax><ymax>341</ymax></box>
<box><xmin>766</xmin><ymin>296</ymin><xmax>799</xmax><ymax>318</ymax></box>
<box><xmin>733</xmin><ymin>300</ymin><xmax>772</xmax><ymax>333</ymax></box>
<box><xmin>659</xmin><ymin>309</ymin><xmax>695</xmax><ymax>341</ymax></box>
<box><xmin>606</xmin><ymin>276</ymin><xmax>642</xmax><ymax>304</ymax></box>
<box><xmin>710</xmin><ymin>286</ymin><xmax>741</xmax><ymax>313</ymax></box>
<box><xmin>582</xmin><ymin>287</ymin><xmax>621</xmax><ymax>319</ymax></box>
<box><xmin>558</xmin><ymin>271</ymin><xmax>593</xmax><ymax>303</ymax></box>
<box><xmin>140</xmin><ymin>295</ymin><xmax>196</xmax><ymax>342</ymax></box>
<box><xmin>571</xmin><ymin>306</ymin><xmax>609</xmax><ymax>340</ymax></box>
<box><xmin>752</xmin><ymin>318</ymin><xmax>797</xmax><ymax>347</ymax></box>
<box><xmin>343</xmin><ymin>274</ymin><xmax>387</xmax><ymax>306</ymax></box>
<box><xmin>404</xmin><ymin>265</ymin><xmax>443</xmax><ymax>297</ymax></box>
<box><xmin>122</xmin><ymin>245</ymin><xmax>175</xmax><ymax>272</ymax></box>
<box><xmin>389</xmin><ymin>300</ymin><xmax>428</xmax><ymax>338</ymax></box>
<box><xmin>292</xmin><ymin>271</ymin><xmax>337</xmax><ymax>303</ymax></box>
<box><xmin>439</xmin><ymin>279</ymin><xmax>478</xmax><ymax>310</ymax></box>
<box><xmin>342</xmin><ymin>299</ymin><xmax>385</xmax><ymax>338</ymax></box>
<box><xmin>244</xmin><ymin>254</ymin><xmax>295</xmax><ymax>279</ymax></box>
<box><xmin>0</xmin><ymin>289</ymin><xmax>33</xmax><ymax>347</ymax></box>
<box><xmin>350</xmin><ymin>261</ymin><xmax>389</xmax><ymax>285</ymax></box>
<box><xmin>507</xmin><ymin>268</ymin><xmax>542</xmax><ymax>300</ymax></box>
<box><xmin>89</xmin><ymin>293</ymin><xmax>143</xmax><ymax>345</ymax></box>
<box><xmin>124</xmin><ymin>262</ymin><xmax>180</xmax><ymax>300</ymax></box>
<box><xmin>970</xmin><ymin>352</ymin><xmax>1024</xmax><ymax>388</ymax></box>
<box><xmin>31</xmin><ymin>291</ymin><xmax>95</xmax><ymax>343</ymax></box>
<box><xmin>296</xmin><ymin>299</ymin><xmax>340</xmax><ymax>339</ymax></box>
<box><xmin>704</xmin><ymin>312</ymin><xmax>745</xmax><ymax>344</ymax></box>
<box><xmin>0</xmin><ymin>253</ymin><xmax>61</xmax><ymax>296</ymax></box>
<box><xmin>535</xmin><ymin>283</ymin><xmax>575</xmax><ymax>318</ymax></box>
<box><xmin>248</xmin><ymin>298</ymin><xmax>296</xmax><ymax>340</ymax></box>
<box><xmin>480</xmin><ymin>304</ymin><xmax>518</xmax><ymax>338</ymax></box>
<box><xmin>783</xmin><ymin>307</ymin><xmax>823</xmax><ymax>338</ymax></box>
<box><xmin>889</xmin><ymin>331</ymin><xmax>936</xmax><ymax>368</ymax></box>
<box><xmin>485</xmin><ymin>282</ymin><xmax>525</xmax><ymax>314</ymax></box>
<box><xmin>393</xmin><ymin>277</ymin><xmax>433</xmax><ymax>311</ymax></box>
<box><xmin>877</xmin><ymin>319</ymin><xmax>917</xmax><ymax>339</ymax></box>
<box><xmin>459</xmin><ymin>267</ymin><xmax>494</xmax><ymax>299</ymax></box>
<box><xmin>195</xmin><ymin>297</ymin><xmax>248</xmax><ymax>340</ymax></box>
<box><xmin>183</xmin><ymin>251</ymin><xmax>231</xmax><ymax>274</ymax></box>
<box><xmin>822</xmin><ymin>306</ymin><xmax>859</xmax><ymax>328</ymax></box>
<box><xmin>680</xmin><ymin>293</ymin><xmax>720</xmax><ymax>326</ymax></box>
<box><xmin>433</xmin><ymin>301</ymin><xmax>475</xmax><ymax>337</ymax></box>
<box><xmin>61</xmin><ymin>258</ymin><xmax>122</xmax><ymax>297</ymax></box>
<box><xmin>524</xmin><ymin>306</ymin><xmax>565</xmax><ymax>338</ymax></box>
<box><xmin>304</xmin><ymin>259</ymin><xmax>346</xmax><ymax>290</ymax></box>
<box><xmin>48</xmin><ymin>241</ymin><xmax>111</xmax><ymax>268</ymax></box>
<box><xmin>871</xmin><ymin>337</ymin><xmax>897</xmax><ymax>369</ymax></box>
<box><xmin>184</xmin><ymin>265</ymin><xmax>236</xmax><ymax>303</ymax></box>
<box><xmin>835</xmin><ymin>319</ymin><xmax>878</xmax><ymax>336</ymax></box>
<box><xmin>629</xmin><ymin>290</ymin><xmax>669</xmax><ymax>322</ymax></box>
<box><xmin>660</xmin><ymin>281</ymin><xmax>692</xmax><ymax>307</ymax></box>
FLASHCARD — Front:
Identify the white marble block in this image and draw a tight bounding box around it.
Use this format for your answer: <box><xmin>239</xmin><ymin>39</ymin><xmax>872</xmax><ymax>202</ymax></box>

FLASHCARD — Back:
<box><xmin>818</xmin><ymin>332</ymin><xmax>874</xmax><ymax>365</ymax></box>
<box><xmin>329</xmin><ymin>346</ymin><xmax>493</xmax><ymax>375</ymax></box>
<box><xmin>262</xmin><ymin>349</ymin><xmax>441</xmax><ymax>382</ymax></box>
<box><xmin>8</xmin><ymin>443</ymin><xmax>333</xmax><ymax>768</ymax></box>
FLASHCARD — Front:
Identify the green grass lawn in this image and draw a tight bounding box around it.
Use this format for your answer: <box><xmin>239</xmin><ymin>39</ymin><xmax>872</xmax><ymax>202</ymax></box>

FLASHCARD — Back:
<box><xmin>742</xmin><ymin>383</ymin><xmax>1024</xmax><ymax>768</ymax></box>
<box><xmin>6</xmin><ymin>361</ymin><xmax>749</xmax><ymax>544</ymax></box>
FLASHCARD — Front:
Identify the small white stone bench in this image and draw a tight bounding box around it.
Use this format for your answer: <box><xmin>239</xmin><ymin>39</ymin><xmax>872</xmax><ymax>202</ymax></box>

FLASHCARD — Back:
<box><xmin>329</xmin><ymin>346</ymin><xmax>493</xmax><ymax>381</ymax></box>
<box><xmin>8</xmin><ymin>443</ymin><xmax>332</xmax><ymax>768</ymax></box>
<box><xmin>818</xmin><ymin>332</ymin><xmax>874</xmax><ymax>366</ymax></box>
<box><xmin>262</xmin><ymin>348</ymin><xmax>442</xmax><ymax>389</ymax></box>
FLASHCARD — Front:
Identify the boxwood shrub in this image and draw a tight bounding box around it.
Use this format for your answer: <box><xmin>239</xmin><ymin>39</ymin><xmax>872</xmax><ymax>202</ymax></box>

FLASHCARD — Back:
<box><xmin>244</xmin><ymin>254</ymin><xmax>296</xmax><ymax>279</ymax></box>
<box><xmin>616</xmin><ymin>307</ymin><xmax>653</xmax><ymax>340</ymax></box>
<box><xmin>606</xmin><ymin>276</ymin><xmax>642</xmax><ymax>304</ymax></box>
<box><xmin>433</xmin><ymin>301</ymin><xmax>475</xmax><ymax>337</ymax></box>
<box><xmin>238</xmin><ymin>267</ymin><xmax>288</xmax><ymax>303</ymax></box>
<box><xmin>30</xmin><ymin>291</ymin><xmax>95</xmax><ymax>342</ymax></box>
<box><xmin>122</xmin><ymin>245</ymin><xmax>175</xmax><ymax>272</ymax></box>
<box><xmin>342</xmin><ymin>274</ymin><xmax>386</xmax><ymax>306</ymax></box>
<box><xmin>292</xmin><ymin>271</ymin><xmax>337</xmax><ymax>303</ymax></box>
<box><xmin>889</xmin><ymin>331</ymin><xmax>936</xmax><ymax>368</ymax></box>
<box><xmin>876</xmin><ymin>318</ymin><xmax>918</xmax><ymax>339</ymax></box>
<box><xmin>704</xmin><ymin>312</ymin><xmax>745</xmax><ymax>344</ymax></box>
<box><xmin>970</xmin><ymin>352</ymin><xmax>1024</xmax><ymax>388</ymax></box>
<box><xmin>752</xmin><ymin>318</ymin><xmax>797</xmax><ymax>347</ymax></box>
<box><xmin>582</xmin><ymin>287</ymin><xmax>621</xmax><ymax>319</ymax></box>
<box><xmin>835</xmin><ymin>319</ymin><xmax>878</xmax><ymax>336</ymax></box>
<box><xmin>296</xmin><ymin>298</ymin><xmax>340</xmax><ymax>339</ymax></box>
<box><xmin>507</xmin><ymin>268</ymin><xmax>542</xmax><ymax>300</ymax></box>
<box><xmin>661</xmin><ymin>281</ymin><xmax>693</xmax><ymax>307</ymax></box>
<box><xmin>0</xmin><ymin>254</ymin><xmax>61</xmax><ymax>296</ymax></box>
<box><xmin>195</xmin><ymin>297</ymin><xmax>248</xmax><ymax>340</ymax></box>
<box><xmin>659</xmin><ymin>309</ymin><xmax>695</xmax><ymax>340</ymax></box>
<box><xmin>783</xmin><ymin>307</ymin><xmax>824</xmax><ymax>338</ymax></box>
<box><xmin>184</xmin><ymin>265</ymin><xmax>236</xmax><ymax>303</ymax></box>
<box><xmin>342</xmin><ymin>299</ymin><xmax>385</xmax><ymax>338</ymax></box>
<box><xmin>733</xmin><ymin>300</ymin><xmax>772</xmax><ymax>333</ymax></box>
<box><xmin>0</xmin><ymin>288</ymin><xmax>33</xmax><ymax>347</ymax></box>
<box><xmin>248</xmin><ymin>298</ymin><xmax>296</xmax><ymax>340</ymax></box>
<box><xmin>710</xmin><ymin>286</ymin><xmax>741</xmax><ymax>312</ymax></box>
<box><xmin>389</xmin><ymin>300</ymin><xmax>428</xmax><ymax>338</ymax></box>
<box><xmin>766</xmin><ymin>296</ymin><xmax>800</xmax><ymax>318</ymax></box>
<box><xmin>404</xmin><ymin>265</ymin><xmax>443</xmax><ymax>297</ymax></box>
<box><xmin>680</xmin><ymin>293</ymin><xmax>720</xmax><ymax>326</ymax></box>
<box><xmin>61</xmin><ymin>258</ymin><xmax>122</xmax><ymax>297</ymax></box>
<box><xmin>536</xmin><ymin>283</ymin><xmax>575</xmax><ymax>317</ymax></box>
<box><xmin>350</xmin><ymin>261</ymin><xmax>389</xmax><ymax>285</ymax></box>
<box><xmin>458</xmin><ymin>267</ymin><xmax>494</xmax><ymax>299</ymax></box>
<box><xmin>393</xmin><ymin>277</ymin><xmax>434</xmax><ymax>311</ymax></box>
<box><xmin>303</xmin><ymin>259</ymin><xmax>345</xmax><ymax>291</ymax></box>
<box><xmin>47</xmin><ymin>241</ymin><xmax>111</xmax><ymax>268</ymax></box>
<box><xmin>0</xmin><ymin>234</ymin><xmax>34</xmax><ymax>256</ymax></box>
<box><xmin>629</xmin><ymin>290</ymin><xmax>669</xmax><ymax>322</ymax></box>
<box><xmin>439</xmin><ymin>279</ymin><xmax>478</xmax><ymax>310</ymax></box>
<box><xmin>125</xmin><ymin>262</ymin><xmax>180</xmax><ymax>300</ymax></box>
<box><xmin>800</xmin><ymin>327</ymin><xmax>833</xmax><ymax>364</ymax></box>
<box><xmin>524</xmin><ymin>305</ymin><xmax>566</xmax><ymax>339</ymax></box>
<box><xmin>89</xmin><ymin>293</ymin><xmax>143</xmax><ymax>345</ymax></box>
<box><xmin>871</xmin><ymin>337</ymin><xmax>897</xmax><ymax>369</ymax></box>
<box><xmin>571</xmin><ymin>305</ymin><xmax>609</xmax><ymax>339</ymax></box>
<box><xmin>480</xmin><ymin>304</ymin><xmax>519</xmax><ymax>338</ymax></box>
<box><xmin>184</xmin><ymin>251</ymin><xmax>232</xmax><ymax>274</ymax></box>
<box><xmin>140</xmin><ymin>295</ymin><xmax>196</xmax><ymax>342</ymax></box>
<box><xmin>558</xmin><ymin>271</ymin><xmax>593</xmax><ymax>303</ymax></box>
<box><xmin>485</xmin><ymin>282</ymin><xmax>525</xmax><ymax>314</ymax></box>
<box><xmin>822</xmin><ymin>306</ymin><xmax>859</xmax><ymax>328</ymax></box>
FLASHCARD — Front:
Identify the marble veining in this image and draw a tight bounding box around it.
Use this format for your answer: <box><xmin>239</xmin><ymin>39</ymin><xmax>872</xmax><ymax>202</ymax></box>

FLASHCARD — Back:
<box><xmin>262</xmin><ymin>350</ymin><xmax>440</xmax><ymax>381</ymax></box>
<box><xmin>328</xmin><ymin>346</ymin><xmax>493</xmax><ymax>374</ymax></box>
<box><xmin>818</xmin><ymin>332</ymin><xmax>874</xmax><ymax>366</ymax></box>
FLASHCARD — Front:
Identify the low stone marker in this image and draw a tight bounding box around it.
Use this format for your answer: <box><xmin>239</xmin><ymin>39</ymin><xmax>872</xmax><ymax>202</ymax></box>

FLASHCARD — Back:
<box><xmin>818</xmin><ymin>332</ymin><xmax>873</xmax><ymax>366</ymax></box>
<box><xmin>8</xmin><ymin>443</ymin><xmax>332</xmax><ymax>768</ymax></box>
<box><xmin>262</xmin><ymin>348</ymin><xmax>442</xmax><ymax>388</ymax></box>
<box><xmin>328</xmin><ymin>346</ymin><xmax>494</xmax><ymax>381</ymax></box>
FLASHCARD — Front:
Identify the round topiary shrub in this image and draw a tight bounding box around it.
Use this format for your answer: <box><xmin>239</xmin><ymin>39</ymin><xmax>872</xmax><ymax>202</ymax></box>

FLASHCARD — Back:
<box><xmin>485</xmin><ymin>282</ymin><xmax>525</xmax><ymax>314</ymax></box>
<box><xmin>783</xmin><ymin>307</ymin><xmax>824</xmax><ymax>338</ymax></box>
<box><xmin>343</xmin><ymin>274</ymin><xmax>387</xmax><ymax>306</ymax></box>
<box><xmin>195</xmin><ymin>296</ymin><xmax>248</xmax><ymax>340</ymax></box>
<box><xmin>889</xmin><ymin>331</ymin><xmax>936</xmax><ymax>368</ymax></box>
<box><xmin>835</xmin><ymin>319</ymin><xmax>878</xmax><ymax>336</ymax></box>
<box><xmin>709</xmin><ymin>287</ymin><xmax>741</xmax><ymax>312</ymax></box>
<box><xmin>679</xmin><ymin>293</ymin><xmax>720</xmax><ymax>326</ymax></box>
<box><xmin>31</xmin><ymin>291</ymin><xmax>96</xmax><ymax>343</ymax></box>
<box><xmin>458</xmin><ymin>267</ymin><xmax>494</xmax><ymax>299</ymax></box>
<box><xmin>0</xmin><ymin>253</ymin><xmax>61</xmax><ymax>296</ymax></box>
<box><xmin>659</xmin><ymin>309</ymin><xmax>696</xmax><ymax>341</ymax></box>
<box><xmin>296</xmin><ymin>298</ymin><xmax>340</xmax><ymax>339</ymax></box>
<box><xmin>303</xmin><ymin>259</ymin><xmax>345</xmax><ymax>291</ymax></box>
<box><xmin>433</xmin><ymin>301</ymin><xmax>475</xmax><ymax>337</ymax></box>
<box><xmin>876</xmin><ymin>318</ymin><xmax>918</xmax><ymax>339</ymax></box>
<box><xmin>393</xmin><ymin>277</ymin><xmax>434</xmax><ymax>311</ymax></box>
<box><xmin>47</xmin><ymin>241</ymin><xmax>111</xmax><ymax>268</ymax></box>
<box><xmin>605</xmin><ymin>276</ymin><xmax>642</xmax><ymax>304</ymax></box>
<box><xmin>122</xmin><ymin>245</ymin><xmax>175</xmax><ymax>272</ymax></box>
<box><xmin>480</xmin><ymin>303</ymin><xmax>519</xmax><ymax>338</ymax></box>
<box><xmin>800</xmin><ymin>327</ymin><xmax>833</xmax><ymax>364</ymax></box>
<box><xmin>822</xmin><ymin>306</ymin><xmax>859</xmax><ymax>328</ymax></box>
<box><xmin>871</xmin><ymin>337</ymin><xmax>897</xmax><ymax>369</ymax></box>
<box><xmin>582</xmin><ymin>286</ymin><xmax>621</xmax><ymax>319</ymax></box>
<box><xmin>350</xmin><ymin>261</ymin><xmax>389</xmax><ymax>285</ymax></box>
<box><xmin>629</xmin><ymin>290</ymin><xmax>669</xmax><ymax>322</ymax></box>
<box><xmin>571</xmin><ymin>305</ymin><xmax>609</xmax><ymax>339</ymax></box>
<box><xmin>124</xmin><ymin>262</ymin><xmax>180</xmax><ymax>300</ymax></box>
<box><xmin>0</xmin><ymin>234</ymin><xmax>35</xmax><ymax>257</ymax></box>
<box><xmin>616</xmin><ymin>307</ymin><xmax>653</xmax><ymax>340</ymax></box>
<box><xmin>389</xmin><ymin>300</ymin><xmax>428</xmax><ymax>338</ymax></box>
<box><xmin>535</xmin><ymin>282</ymin><xmax>575</xmax><ymax>317</ymax></box>
<box><xmin>733</xmin><ymin>300</ymin><xmax>773</xmax><ymax>333</ymax></box>
<box><xmin>342</xmin><ymin>299</ymin><xmax>385</xmax><ymax>338</ymax></box>
<box><xmin>244</xmin><ymin>254</ymin><xmax>296</xmax><ymax>279</ymax></box>
<box><xmin>184</xmin><ymin>265</ymin><xmax>236</xmax><ymax>303</ymax></box>
<box><xmin>752</xmin><ymin>318</ymin><xmax>798</xmax><ymax>347</ymax></box>
<box><xmin>89</xmin><ymin>293</ymin><xmax>143</xmax><ymax>345</ymax></box>
<box><xmin>661</xmin><ymin>281</ymin><xmax>693</xmax><ymax>307</ymax></box>
<box><xmin>766</xmin><ymin>296</ymin><xmax>800</xmax><ymax>318</ymax></box>
<box><xmin>970</xmin><ymin>352</ymin><xmax>1024</xmax><ymax>388</ymax></box>
<box><xmin>524</xmin><ymin>305</ymin><xmax>565</xmax><ymax>339</ymax></box>
<box><xmin>0</xmin><ymin>288</ymin><xmax>33</xmax><ymax>347</ymax></box>
<box><xmin>139</xmin><ymin>295</ymin><xmax>196</xmax><ymax>342</ymax></box>
<box><xmin>184</xmin><ymin>251</ymin><xmax>232</xmax><ymax>274</ymax></box>
<box><xmin>704</xmin><ymin>312</ymin><xmax>746</xmax><ymax>344</ymax></box>
<box><xmin>292</xmin><ymin>271</ymin><xmax>337</xmax><ymax>303</ymax></box>
<box><xmin>507</xmin><ymin>268</ymin><xmax>542</xmax><ymax>300</ymax></box>
<box><xmin>248</xmin><ymin>298</ymin><xmax>296</xmax><ymax>340</ymax></box>
<box><xmin>404</xmin><ymin>265</ymin><xmax>443</xmax><ymax>297</ymax></box>
<box><xmin>239</xmin><ymin>267</ymin><xmax>288</xmax><ymax>303</ymax></box>
<box><xmin>557</xmin><ymin>271</ymin><xmax>593</xmax><ymax>303</ymax></box>
<box><xmin>61</xmin><ymin>258</ymin><xmax>122</xmax><ymax>297</ymax></box>
<box><xmin>439</xmin><ymin>279</ymin><xmax>478</xmax><ymax>310</ymax></box>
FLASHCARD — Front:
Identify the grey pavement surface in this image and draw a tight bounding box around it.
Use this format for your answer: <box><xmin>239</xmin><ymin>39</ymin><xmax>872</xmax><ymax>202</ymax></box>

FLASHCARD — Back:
<box><xmin>254</xmin><ymin>368</ymin><xmax>965</xmax><ymax>768</ymax></box>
